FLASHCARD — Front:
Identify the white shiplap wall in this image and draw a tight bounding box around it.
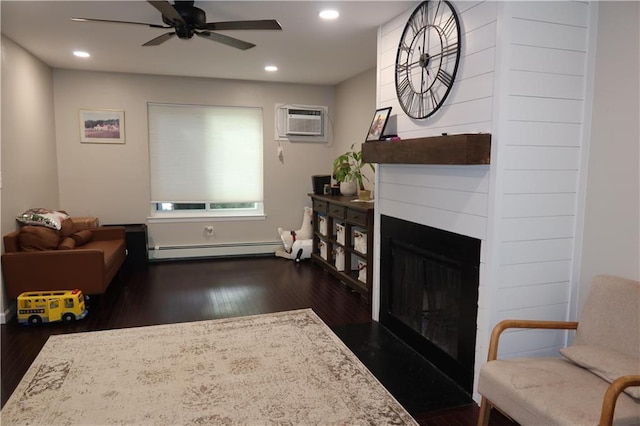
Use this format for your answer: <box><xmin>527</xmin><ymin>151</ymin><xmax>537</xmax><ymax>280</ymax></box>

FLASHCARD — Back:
<box><xmin>372</xmin><ymin>1</ymin><xmax>595</xmax><ymax>399</ymax></box>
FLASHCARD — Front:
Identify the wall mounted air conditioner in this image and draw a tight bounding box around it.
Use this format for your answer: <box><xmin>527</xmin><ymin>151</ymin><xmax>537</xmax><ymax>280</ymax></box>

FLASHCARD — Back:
<box><xmin>286</xmin><ymin>108</ymin><xmax>324</xmax><ymax>136</ymax></box>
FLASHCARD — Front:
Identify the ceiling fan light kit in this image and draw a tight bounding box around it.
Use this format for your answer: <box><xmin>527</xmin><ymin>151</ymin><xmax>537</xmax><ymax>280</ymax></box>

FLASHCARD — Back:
<box><xmin>71</xmin><ymin>0</ymin><xmax>282</xmax><ymax>50</ymax></box>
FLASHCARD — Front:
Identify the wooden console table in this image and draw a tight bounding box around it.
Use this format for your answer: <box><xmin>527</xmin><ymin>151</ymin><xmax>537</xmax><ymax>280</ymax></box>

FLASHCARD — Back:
<box><xmin>309</xmin><ymin>194</ymin><xmax>374</xmax><ymax>307</ymax></box>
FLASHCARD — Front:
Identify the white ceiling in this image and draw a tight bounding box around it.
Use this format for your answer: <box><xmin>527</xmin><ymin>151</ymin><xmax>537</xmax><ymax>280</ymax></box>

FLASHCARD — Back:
<box><xmin>1</xmin><ymin>1</ymin><xmax>415</xmax><ymax>86</ymax></box>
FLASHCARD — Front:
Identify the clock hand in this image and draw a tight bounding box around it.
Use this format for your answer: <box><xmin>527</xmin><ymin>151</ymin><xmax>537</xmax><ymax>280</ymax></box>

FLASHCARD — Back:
<box><xmin>420</xmin><ymin>46</ymin><xmax>426</xmax><ymax>89</ymax></box>
<box><xmin>421</xmin><ymin>7</ymin><xmax>427</xmax><ymax>90</ymax></box>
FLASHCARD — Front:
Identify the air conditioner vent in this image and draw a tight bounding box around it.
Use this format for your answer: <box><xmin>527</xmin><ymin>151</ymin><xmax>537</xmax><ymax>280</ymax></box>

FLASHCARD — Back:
<box><xmin>287</xmin><ymin>108</ymin><xmax>324</xmax><ymax>136</ymax></box>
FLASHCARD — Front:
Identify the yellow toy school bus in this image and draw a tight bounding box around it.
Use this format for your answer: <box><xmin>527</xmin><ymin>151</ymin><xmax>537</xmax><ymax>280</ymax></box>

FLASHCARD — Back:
<box><xmin>17</xmin><ymin>289</ymin><xmax>88</xmax><ymax>325</ymax></box>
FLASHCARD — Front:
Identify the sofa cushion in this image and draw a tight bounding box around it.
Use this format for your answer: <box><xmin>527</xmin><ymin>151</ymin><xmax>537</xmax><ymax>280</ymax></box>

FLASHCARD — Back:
<box><xmin>83</xmin><ymin>239</ymin><xmax>125</xmax><ymax>272</ymax></box>
<box><xmin>16</xmin><ymin>208</ymin><xmax>69</xmax><ymax>230</ymax></box>
<box><xmin>71</xmin><ymin>216</ymin><xmax>100</xmax><ymax>231</ymax></box>
<box><xmin>59</xmin><ymin>218</ymin><xmax>75</xmax><ymax>237</ymax></box>
<box><xmin>71</xmin><ymin>230</ymin><xmax>93</xmax><ymax>246</ymax></box>
<box><xmin>574</xmin><ymin>275</ymin><xmax>640</xmax><ymax>359</ymax></box>
<box><xmin>18</xmin><ymin>226</ymin><xmax>59</xmax><ymax>251</ymax></box>
<box><xmin>478</xmin><ymin>357</ymin><xmax>640</xmax><ymax>425</ymax></box>
<box><xmin>57</xmin><ymin>237</ymin><xmax>76</xmax><ymax>250</ymax></box>
<box><xmin>560</xmin><ymin>344</ymin><xmax>640</xmax><ymax>399</ymax></box>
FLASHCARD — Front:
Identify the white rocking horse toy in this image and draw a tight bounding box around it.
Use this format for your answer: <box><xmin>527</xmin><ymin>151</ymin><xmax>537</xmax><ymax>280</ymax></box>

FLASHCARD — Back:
<box><xmin>275</xmin><ymin>207</ymin><xmax>313</xmax><ymax>262</ymax></box>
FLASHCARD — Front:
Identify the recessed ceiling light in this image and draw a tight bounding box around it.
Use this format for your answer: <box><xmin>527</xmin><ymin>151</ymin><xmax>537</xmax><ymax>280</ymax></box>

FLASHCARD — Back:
<box><xmin>319</xmin><ymin>10</ymin><xmax>339</xmax><ymax>20</ymax></box>
<box><xmin>265</xmin><ymin>65</ymin><xmax>278</xmax><ymax>72</ymax></box>
<box><xmin>73</xmin><ymin>51</ymin><xmax>90</xmax><ymax>58</ymax></box>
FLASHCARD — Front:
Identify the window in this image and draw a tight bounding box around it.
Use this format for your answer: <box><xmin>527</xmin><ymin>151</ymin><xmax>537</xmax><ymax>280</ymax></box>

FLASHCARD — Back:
<box><xmin>148</xmin><ymin>103</ymin><xmax>264</xmax><ymax>219</ymax></box>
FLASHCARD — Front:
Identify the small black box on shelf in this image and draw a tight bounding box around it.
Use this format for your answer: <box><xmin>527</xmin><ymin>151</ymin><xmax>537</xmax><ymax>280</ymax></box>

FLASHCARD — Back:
<box><xmin>312</xmin><ymin>175</ymin><xmax>331</xmax><ymax>195</ymax></box>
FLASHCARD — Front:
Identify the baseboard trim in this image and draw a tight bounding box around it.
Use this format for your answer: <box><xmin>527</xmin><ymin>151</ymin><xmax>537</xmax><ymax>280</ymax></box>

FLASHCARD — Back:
<box><xmin>1</xmin><ymin>303</ymin><xmax>16</xmax><ymax>324</ymax></box>
<box><xmin>150</xmin><ymin>241</ymin><xmax>283</xmax><ymax>261</ymax></box>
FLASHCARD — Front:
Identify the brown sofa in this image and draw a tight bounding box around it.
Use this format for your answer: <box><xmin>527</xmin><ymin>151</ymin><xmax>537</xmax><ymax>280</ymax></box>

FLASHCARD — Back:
<box><xmin>2</xmin><ymin>226</ymin><xmax>126</xmax><ymax>299</ymax></box>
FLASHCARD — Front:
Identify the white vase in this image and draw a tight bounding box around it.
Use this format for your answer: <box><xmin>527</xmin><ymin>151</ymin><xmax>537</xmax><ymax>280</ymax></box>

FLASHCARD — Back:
<box><xmin>339</xmin><ymin>181</ymin><xmax>357</xmax><ymax>196</ymax></box>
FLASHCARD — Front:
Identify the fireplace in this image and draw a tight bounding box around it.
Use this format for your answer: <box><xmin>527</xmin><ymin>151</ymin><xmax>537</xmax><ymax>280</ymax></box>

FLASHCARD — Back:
<box><xmin>379</xmin><ymin>215</ymin><xmax>480</xmax><ymax>393</ymax></box>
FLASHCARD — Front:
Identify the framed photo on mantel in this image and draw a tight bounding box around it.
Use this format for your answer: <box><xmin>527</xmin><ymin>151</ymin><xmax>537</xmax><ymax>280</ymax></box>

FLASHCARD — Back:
<box><xmin>365</xmin><ymin>107</ymin><xmax>392</xmax><ymax>142</ymax></box>
<box><xmin>79</xmin><ymin>109</ymin><xmax>125</xmax><ymax>144</ymax></box>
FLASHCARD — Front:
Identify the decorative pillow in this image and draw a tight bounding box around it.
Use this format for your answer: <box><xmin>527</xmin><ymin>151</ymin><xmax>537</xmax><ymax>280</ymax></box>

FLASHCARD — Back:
<box><xmin>16</xmin><ymin>208</ymin><xmax>69</xmax><ymax>230</ymax></box>
<box><xmin>57</xmin><ymin>237</ymin><xmax>76</xmax><ymax>250</ymax></box>
<box><xmin>18</xmin><ymin>225</ymin><xmax>59</xmax><ymax>251</ymax></box>
<box><xmin>59</xmin><ymin>218</ymin><xmax>75</xmax><ymax>237</ymax></box>
<box><xmin>71</xmin><ymin>216</ymin><xmax>100</xmax><ymax>231</ymax></box>
<box><xmin>560</xmin><ymin>344</ymin><xmax>640</xmax><ymax>399</ymax></box>
<box><xmin>71</xmin><ymin>230</ymin><xmax>93</xmax><ymax>246</ymax></box>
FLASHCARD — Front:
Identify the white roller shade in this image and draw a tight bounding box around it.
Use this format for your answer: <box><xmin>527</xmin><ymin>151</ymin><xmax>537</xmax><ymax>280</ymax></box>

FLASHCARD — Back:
<box><xmin>148</xmin><ymin>103</ymin><xmax>263</xmax><ymax>204</ymax></box>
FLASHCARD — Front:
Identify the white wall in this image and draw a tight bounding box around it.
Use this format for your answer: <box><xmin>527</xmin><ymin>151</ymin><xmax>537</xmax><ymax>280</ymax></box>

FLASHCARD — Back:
<box><xmin>1</xmin><ymin>36</ymin><xmax>59</xmax><ymax>319</ymax></box>
<box><xmin>0</xmin><ymin>35</ymin><xmax>378</xmax><ymax>319</ymax></box>
<box><xmin>578</xmin><ymin>2</ymin><xmax>640</xmax><ymax>308</ymax></box>
<box><xmin>52</xmin><ymin>70</ymin><xmax>336</xmax><ymax>251</ymax></box>
<box><xmin>334</xmin><ymin>68</ymin><xmax>377</xmax><ymax>190</ymax></box>
<box><xmin>374</xmin><ymin>0</ymin><xmax>598</xmax><ymax>399</ymax></box>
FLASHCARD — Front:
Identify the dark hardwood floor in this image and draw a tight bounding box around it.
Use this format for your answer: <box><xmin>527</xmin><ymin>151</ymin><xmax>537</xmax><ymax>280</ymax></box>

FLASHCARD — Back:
<box><xmin>1</xmin><ymin>256</ymin><xmax>515</xmax><ymax>425</ymax></box>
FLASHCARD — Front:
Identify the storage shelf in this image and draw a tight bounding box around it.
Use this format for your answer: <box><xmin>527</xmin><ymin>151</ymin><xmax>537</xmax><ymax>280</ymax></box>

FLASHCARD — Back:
<box><xmin>310</xmin><ymin>194</ymin><xmax>374</xmax><ymax>309</ymax></box>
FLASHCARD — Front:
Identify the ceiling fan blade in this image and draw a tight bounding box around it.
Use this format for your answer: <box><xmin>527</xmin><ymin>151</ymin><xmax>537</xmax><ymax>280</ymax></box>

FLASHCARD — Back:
<box><xmin>71</xmin><ymin>17</ymin><xmax>168</xmax><ymax>29</ymax></box>
<box><xmin>147</xmin><ymin>0</ymin><xmax>185</xmax><ymax>25</ymax></box>
<box><xmin>203</xmin><ymin>20</ymin><xmax>282</xmax><ymax>31</ymax></box>
<box><xmin>195</xmin><ymin>31</ymin><xmax>255</xmax><ymax>50</ymax></box>
<box><xmin>143</xmin><ymin>32</ymin><xmax>177</xmax><ymax>46</ymax></box>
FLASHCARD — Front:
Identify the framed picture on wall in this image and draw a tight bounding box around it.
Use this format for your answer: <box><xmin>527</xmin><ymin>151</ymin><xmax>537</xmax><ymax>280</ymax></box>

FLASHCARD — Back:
<box><xmin>365</xmin><ymin>107</ymin><xmax>391</xmax><ymax>142</ymax></box>
<box><xmin>79</xmin><ymin>109</ymin><xmax>125</xmax><ymax>144</ymax></box>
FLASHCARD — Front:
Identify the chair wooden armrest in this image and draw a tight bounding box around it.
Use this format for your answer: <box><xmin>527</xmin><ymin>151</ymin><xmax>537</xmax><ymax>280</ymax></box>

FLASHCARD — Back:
<box><xmin>479</xmin><ymin>320</ymin><xmax>579</xmax><ymax>426</ymax></box>
<box><xmin>600</xmin><ymin>375</ymin><xmax>640</xmax><ymax>426</ymax></box>
<box><xmin>486</xmin><ymin>319</ymin><xmax>579</xmax><ymax>361</ymax></box>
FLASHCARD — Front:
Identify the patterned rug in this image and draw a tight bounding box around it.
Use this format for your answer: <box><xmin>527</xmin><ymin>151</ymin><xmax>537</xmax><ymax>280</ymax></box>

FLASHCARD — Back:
<box><xmin>1</xmin><ymin>309</ymin><xmax>417</xmax><ymax>425</ymax></box>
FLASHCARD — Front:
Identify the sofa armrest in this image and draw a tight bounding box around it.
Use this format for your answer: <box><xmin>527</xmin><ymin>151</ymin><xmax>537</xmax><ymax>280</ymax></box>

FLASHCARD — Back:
<box><xmin>87</xmin><ymin>226</ymin><xmax>125</xmax><ymax>241</ymax></box>
<box><xmin>2</xmin><ymin>249</ymin><xmax>106</xmax><ymax>298</ymax></box>
<box><xmin>487</xmin><ymin>319</ymin><xmax>579</xmax><ymax>361</ymax></box>
<box><xmin>600</xmin><ymin>375</ymin><xmax>640</xmax><ymax>426</ymax></box>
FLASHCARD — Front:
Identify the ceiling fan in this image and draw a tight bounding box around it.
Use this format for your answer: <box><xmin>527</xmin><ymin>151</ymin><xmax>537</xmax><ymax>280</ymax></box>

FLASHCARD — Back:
<box><xmin>71</xmin><ymin>0</ymin><xmax>282</xmax><ymax>50</ymax></box>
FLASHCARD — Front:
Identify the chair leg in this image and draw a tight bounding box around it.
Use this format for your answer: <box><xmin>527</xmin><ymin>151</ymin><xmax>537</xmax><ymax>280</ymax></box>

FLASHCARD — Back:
<box><xmin>477</xmin><ymin>396</ymin><xmax>491</xmax><ymax>426</ymax></box>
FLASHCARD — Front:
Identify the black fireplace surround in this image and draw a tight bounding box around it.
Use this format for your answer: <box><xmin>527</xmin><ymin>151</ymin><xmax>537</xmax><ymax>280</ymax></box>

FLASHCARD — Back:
<box><xmin>380</xmin><ymin>215</ymin><xmax>480</xmax><ymax>394</ymax></box>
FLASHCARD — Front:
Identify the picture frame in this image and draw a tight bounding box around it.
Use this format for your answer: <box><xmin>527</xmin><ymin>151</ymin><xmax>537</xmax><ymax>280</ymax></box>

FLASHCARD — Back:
<box><xmin>365</xmin><ymin>107</ymin><xmax>392</xmax><ymax>142</ymax></box>
<box><xmin>79</xmin><ymin>109</ymin><xmax>125</xmax><ymax>144</ymax></box>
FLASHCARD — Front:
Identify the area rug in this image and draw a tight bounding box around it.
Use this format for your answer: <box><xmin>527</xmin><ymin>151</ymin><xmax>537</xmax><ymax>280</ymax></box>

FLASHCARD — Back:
<box><xmin>1</xmin><ymin>309</ymin><xmax>417</xmax><ymax>425</ymax></box>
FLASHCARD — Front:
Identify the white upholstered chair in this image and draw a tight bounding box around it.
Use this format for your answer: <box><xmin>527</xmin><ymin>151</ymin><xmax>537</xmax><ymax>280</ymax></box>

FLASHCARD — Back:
<box><xmin>477</xmin><ymin>275</ymin><xmax>640</xmax><ymax>425</ymax></box>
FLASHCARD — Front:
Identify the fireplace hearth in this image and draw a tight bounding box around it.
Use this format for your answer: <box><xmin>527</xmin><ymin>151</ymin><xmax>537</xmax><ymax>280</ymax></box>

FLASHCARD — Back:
<box><xmin>380</xmin><ymin>215</ymin><xmax>480</xmax><ymax>393</ymax></box>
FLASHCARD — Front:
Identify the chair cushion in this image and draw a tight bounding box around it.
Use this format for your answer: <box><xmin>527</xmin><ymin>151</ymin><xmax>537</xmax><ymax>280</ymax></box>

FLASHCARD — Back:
<box><xmin>560</xmin><ymin>344</ymin><xmax>640</xmax><ymax>399</ymax></box>
<box><xmin>574</xmin><ymin>275</ymin><xmax>640</xmax><ymax>358</ymax></box>
<box><xmin>478</xmin><ymin>357</ymin><xmax>640</xmax><ymax>425</ymax></box>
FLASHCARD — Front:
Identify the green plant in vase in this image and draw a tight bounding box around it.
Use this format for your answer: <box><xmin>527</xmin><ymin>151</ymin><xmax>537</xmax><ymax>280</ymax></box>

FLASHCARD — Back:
<box><xmin>333</xmin><ymin>144</ymin><xmax>375</xmax><ymax>197</ymax></box>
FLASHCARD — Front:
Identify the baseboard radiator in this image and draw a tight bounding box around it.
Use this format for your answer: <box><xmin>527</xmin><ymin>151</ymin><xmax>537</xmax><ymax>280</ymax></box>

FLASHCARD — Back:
<box><xmin>150</xmin><ymin>241</ymin><xmax>283</xmax><ymax>261</ymax></box>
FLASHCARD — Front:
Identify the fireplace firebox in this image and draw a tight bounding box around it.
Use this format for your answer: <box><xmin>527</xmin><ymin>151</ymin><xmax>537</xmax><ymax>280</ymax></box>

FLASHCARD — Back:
<box><xmin>380</xmin><ymin>215</ymin><xmax>480</xmax><ymax>393</ymax></box>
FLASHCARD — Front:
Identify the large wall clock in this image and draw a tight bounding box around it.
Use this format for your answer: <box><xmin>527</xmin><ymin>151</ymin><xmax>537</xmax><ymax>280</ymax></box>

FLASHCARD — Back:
<box><xmin>395</xmin><ymin>0</ymin><xmax>461</xmax><ymax>119</ymax></box>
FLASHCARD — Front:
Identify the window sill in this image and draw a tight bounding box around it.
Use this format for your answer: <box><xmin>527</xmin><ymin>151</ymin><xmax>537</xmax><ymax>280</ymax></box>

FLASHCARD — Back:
<box><xmin>147</xmin><ymin>213</ymin><xmax>267</xmax><ymax>224</ymax></box>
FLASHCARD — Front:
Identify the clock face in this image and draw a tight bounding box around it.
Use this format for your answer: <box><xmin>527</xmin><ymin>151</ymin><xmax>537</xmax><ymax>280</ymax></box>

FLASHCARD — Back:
<box><xmin>395</xmin><ymin>0</ymin><xmax>461</xmax><ymax>119</ymax></box>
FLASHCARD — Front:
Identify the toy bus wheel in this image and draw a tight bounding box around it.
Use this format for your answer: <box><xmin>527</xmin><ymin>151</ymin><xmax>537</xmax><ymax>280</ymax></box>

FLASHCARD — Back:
<box><xmin>62</xmin><ymin>313</ymin><xmax>75</xmax><ymax>323</ymax></box>
<box><xmin>28</xmin><ymin>315</ymin><xmax>42</xmax><ymax>326</ymax></box>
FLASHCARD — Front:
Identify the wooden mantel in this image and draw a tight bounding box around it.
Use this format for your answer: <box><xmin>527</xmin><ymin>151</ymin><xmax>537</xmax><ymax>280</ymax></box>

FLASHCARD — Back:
<box><xmin>361</xmin><ymin>133</ymin><xmax>491</xmax><ymax>165</ymax></box>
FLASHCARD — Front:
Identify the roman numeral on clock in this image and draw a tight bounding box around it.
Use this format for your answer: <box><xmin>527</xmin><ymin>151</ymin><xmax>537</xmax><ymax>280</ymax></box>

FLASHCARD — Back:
<box><xmin>436</xmin><ymin>69</ymin><xmax>453</xmax><ymax>87</ymax></box>
<box><xmin>441</xmin><ymin>42</ymin><xmax>458</xmax><ymax>58</ymax></box>
<box><xmin>441</xmin><ymin>13</ymin><xmax>457</xmax><ymax>38</ymax></box>
<box><xmin>429</xmin><ymin>88</ymin><xmax>440</xmax><ymax>110</ymax></box>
